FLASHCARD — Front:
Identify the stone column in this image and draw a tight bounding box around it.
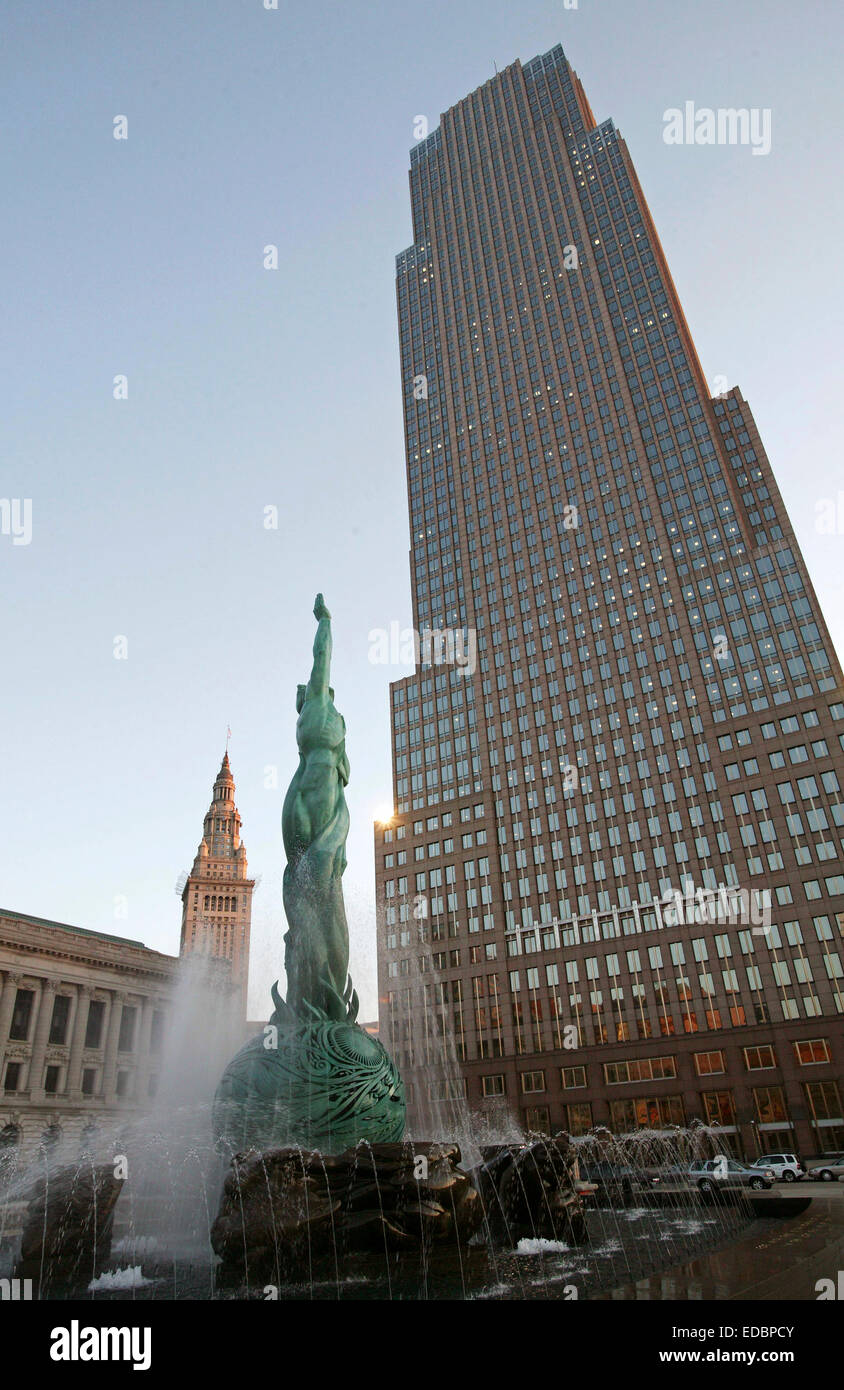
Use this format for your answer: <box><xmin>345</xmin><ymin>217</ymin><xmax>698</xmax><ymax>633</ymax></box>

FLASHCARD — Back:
<box><xmin>27</xmin><ymin>979</ymin><xmax>57</xmax><ymax>1102</ymax></box>
<box><xmin>0</xmin><ymin>971</ymin><xmax>23</xmax><ymax>1082</ymax></box>
<box><xmin>101</xmin><ymin>990</ymin><xmax>126</xmax><ymax>1101</ymax></box>
<box><xmin>66</xmin><ymin>985</ymin><xmax>94</xmax><ymax>1099</ymax></box>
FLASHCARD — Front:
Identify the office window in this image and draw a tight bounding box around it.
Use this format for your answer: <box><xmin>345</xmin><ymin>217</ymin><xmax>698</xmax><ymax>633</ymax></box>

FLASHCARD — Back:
<box><xmin>804</xmin><ymin>1080</ymin><xmax>842</xmax><ymax>1121</ymax></box>
<box><xmin>702</xmin><ymin>1090</ymin><xmax>736</xmax><ymax>1125</ymax></box>
<box><xmin>743</xmin><ymin>1045</ymin><xmax>776</xmax><ymax>1070</ymax></box>
<box><xmin>481</xmin><ymin>1073</ymin><xmax>506</xmax><ymax>1097</ymax></box>
<box><xmin>793</xmin><ymin>1038</ymin><xmax>831</xmax><ymax>1065</ymax></box>
<box><xmin>752</xmin><ymin>1085</ymin><xmax>788</xmax><ymax>1123</ymax></box>
<box><xmin>609</xmin><ymin>1095</ymin><xmax>686</xmax><ymax>1128</ymax></box>
<box><xmin>118</xmin><ymin>1005</ymin><xmax>137</xmax><ymax>1054</ymax></box>
<box><xmin>84</xmin><ymin>1000</ymin><xmax>106</xmax><ymax>1049</ymax></box>
<box><xmin>9</xmin><ymin>989</ymin><xmax>34</xmax><ymax>1041</ymax></box>
<box><xmin>694</xmin><ymin>1050</ymin><xmax>726</xmax><ymax>1076</ymax></box>
<box><xmin>49</xmin><ymin>994</ymin><xmax>71</xmax><ymax>1045</ymax></box>
<box><xmin>567</xmin><ymin>1102</ymin><xmax>593</xmax><ymax>1135</ymax></box>
<box><xmin>150</xmin><ymin>1010</ymin><xmax>165</xmax><ymax>1053</ymax></box>
<box><xmin>604</xmin><ymin>1056</ymin><xmax>676</xmax><ymax>1083</ymax></box>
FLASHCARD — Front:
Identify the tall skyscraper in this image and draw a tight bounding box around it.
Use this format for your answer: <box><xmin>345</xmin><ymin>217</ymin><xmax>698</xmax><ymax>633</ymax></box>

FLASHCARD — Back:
<box><xmin>375</xmin><ymin>46</ymin><xmax>844</xmax><ymax>1158</ymax></box>
<box><xmin>180</xmin><ymin>752</ymin><xmax>255</xmax><ymax>1014</ymax></box>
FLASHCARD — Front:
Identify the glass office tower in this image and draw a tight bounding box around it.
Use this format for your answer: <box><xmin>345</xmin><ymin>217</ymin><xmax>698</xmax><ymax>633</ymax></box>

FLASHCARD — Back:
<box><xmin>375</xmin><ymin>45</ymin><xmax>844</xmax><ymax>1158</ymax></box>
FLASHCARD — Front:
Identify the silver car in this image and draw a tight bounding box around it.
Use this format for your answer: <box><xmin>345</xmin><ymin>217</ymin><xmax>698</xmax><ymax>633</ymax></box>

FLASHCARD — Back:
<box><xmin>689</xmin><ymin>1158</ymin><xmax>774</xmax><ymax>1193</ymax></box>
<box><xmin>805</xmin><ymin>1152</ymin><xmax>844</xmax><ymax>1182</ymax></box>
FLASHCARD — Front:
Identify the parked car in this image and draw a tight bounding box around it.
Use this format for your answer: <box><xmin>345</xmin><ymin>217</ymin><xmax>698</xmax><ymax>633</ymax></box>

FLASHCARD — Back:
<box><xmin>804</xmin><ymin>1152</ymin><xmax>844</xmax><ymax>1182</ymax></box>
<box><xmin>749</xmin><ymin>1154</ymin><xmax>806</xmax><ymax>1182</ymax></box>
<box><xmin>689</xmin><ymin>1158</ymin><xmax>774</xmax><ymax>1193</ymax></box>
<box><xmin>575</xmin><ymin>1160</ymin><xmax>641</xmax><ymax>1206</ymax></box>
<box><xmin>644</xmin><ymin>1162</ymin><xmax>695</xmax><ymax>1186</ymax></box>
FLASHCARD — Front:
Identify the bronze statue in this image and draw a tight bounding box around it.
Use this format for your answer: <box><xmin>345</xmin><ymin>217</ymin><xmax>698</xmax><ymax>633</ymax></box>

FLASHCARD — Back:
<box><xmin>281</xmin><ymin>594</ymin><xmax>351</xmax><ymax>1020</ymax></box>
<box><xmin>213</xmin><ymin>593</ymin><xmax>405</xmax><ymax>1152</ymax></box>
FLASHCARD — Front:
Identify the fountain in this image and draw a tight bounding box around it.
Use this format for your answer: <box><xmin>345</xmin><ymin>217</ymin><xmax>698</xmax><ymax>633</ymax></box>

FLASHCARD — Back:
<box><xmin>0</xmin><ymin>596</ymin><xmax>815</xmax><ymax>1301</ymax></box>
<box><xmin>210</xmin><ymin>595</ymin><xmax>489</xmax><ymax>1276</ymax></box>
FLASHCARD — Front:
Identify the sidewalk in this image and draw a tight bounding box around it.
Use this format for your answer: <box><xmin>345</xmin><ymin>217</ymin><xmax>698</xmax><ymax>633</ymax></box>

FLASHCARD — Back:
<box><xmin>593</xmin><ymin>1192</ymin><xmax>844</xmax><ymax>1300</ymax></box>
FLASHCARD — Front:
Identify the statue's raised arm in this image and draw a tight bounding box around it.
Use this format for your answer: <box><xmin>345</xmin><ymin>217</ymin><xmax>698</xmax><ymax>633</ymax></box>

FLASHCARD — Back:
<box><xmin>306</xmin><ymin>593</ymin><xmax>332</xmax><ymax>700</ymax></box>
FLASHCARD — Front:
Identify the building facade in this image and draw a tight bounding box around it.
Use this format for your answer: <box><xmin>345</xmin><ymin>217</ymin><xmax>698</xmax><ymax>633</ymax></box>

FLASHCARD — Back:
<box><xmin>179</xmin><ymin>752</ymin><xmax>255</xmax><ymax>1015</ymax></box>
<box><xmin>375</xmin><ymin>46</ymin><xmax>844</xmax><ymax>1160</ymax></box>
<box><xmin>0</xmin><ymin>908</ymin><xmax>178</xmax><ymax>1166</ymax></box>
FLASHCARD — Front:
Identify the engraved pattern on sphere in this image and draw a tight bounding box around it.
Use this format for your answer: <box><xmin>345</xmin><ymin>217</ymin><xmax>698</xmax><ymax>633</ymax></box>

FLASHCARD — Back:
<box><xmin>213</xmin><ymin>1017</ymin><xmax>405</xmax><ymax>1152</ymax></box>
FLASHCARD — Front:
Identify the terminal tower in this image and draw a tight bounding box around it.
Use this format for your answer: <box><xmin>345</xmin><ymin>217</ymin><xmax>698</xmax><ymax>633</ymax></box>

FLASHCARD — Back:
<box><xmin>179</xmin><ymin>752</ymin><xmax>255</xmax><ymax>1016</ymax></box>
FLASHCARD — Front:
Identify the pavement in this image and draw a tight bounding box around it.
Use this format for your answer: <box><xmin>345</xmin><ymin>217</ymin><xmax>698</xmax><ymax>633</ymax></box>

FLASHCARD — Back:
<box><xmin>594</xmin><ymin>1187</ymin><xmax>844</xmax><ymax>1300</ymax></box>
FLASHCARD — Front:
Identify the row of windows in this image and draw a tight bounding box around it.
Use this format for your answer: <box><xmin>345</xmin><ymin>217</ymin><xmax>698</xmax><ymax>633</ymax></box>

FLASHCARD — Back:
<box><xmin>201</xmin><ymin>894</ymin><xmax>240</xmax><ymax>911</ymax></box>
<box><xmin>6</xmin><ymin>989</ymin><xmax>165</xmax><ymax>1053</ymax></box>
<box><xmin>3</xmin><ymin>1060</ymin><xmax>157</xmax><ymax>1099</ymax></box>
<box><xmin>396</xmin><ymin>685</ymin><xmax>840</xmax><ymax>800</ymax></box>
<box><xmin>479</xmin><ymin>1039</ymin><xmax>836</xmax><ymax>1095</ymax></box>
<box><xmin>387</xmin><ymin>912</ymin><xmax>844</xmax><ymax>980</ymax></box>
<box><xmin>389</xmin><ymin>985</ymin><xmax>843</xmax><ymax>1063</ymax></box>
<box><xmin>476</xmin><ymin>1073</ymin><xmax>843</xmax><ymax>1125</ymax></box>
<box><xmin>384</xmin><ymin>722</ymin><xmax>844</xmax><ymax>909</ymax></box>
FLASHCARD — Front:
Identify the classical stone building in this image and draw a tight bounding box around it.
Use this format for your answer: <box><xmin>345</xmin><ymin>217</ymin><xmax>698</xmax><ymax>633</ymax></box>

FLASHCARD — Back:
<box><xmin>179</xmin><ymin>752</ymin><xmax>255</xmax><ymax>1016</ymax></box>
<box><xmin>0</xmin><ymin>908</ymin><xmax>178</xmax><ymax>1167</ymax></box>
<box><xmin>0</xmin><ymin>753</ymin><xmax>258</xmax><ymax>1175</ymax></box>
<box><xmin>375</xmin><ymin>46</ymin><xmax>844</xmax><ymax>1160</ymax></box>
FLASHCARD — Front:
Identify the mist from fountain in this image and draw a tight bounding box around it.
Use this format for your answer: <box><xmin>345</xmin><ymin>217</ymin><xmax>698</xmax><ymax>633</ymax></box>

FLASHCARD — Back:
<box><xmin>0</xmin><ymin>957</ymin><xmax>248</xmax><ymax>1295</ymax></box>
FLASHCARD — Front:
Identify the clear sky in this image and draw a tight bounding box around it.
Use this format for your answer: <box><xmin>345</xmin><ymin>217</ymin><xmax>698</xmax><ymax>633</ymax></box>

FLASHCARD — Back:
<box><xmin>2</xmin><ymin>0</ymin><xmax>842</xmax><ymax>1020</ymax></box>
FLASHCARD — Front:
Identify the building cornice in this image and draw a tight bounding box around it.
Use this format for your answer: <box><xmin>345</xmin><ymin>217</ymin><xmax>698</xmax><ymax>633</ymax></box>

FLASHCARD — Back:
<box><xmin>0</xmin><ymin>913</ymin><xmax>179</xmax><ymax>984</ymax></box>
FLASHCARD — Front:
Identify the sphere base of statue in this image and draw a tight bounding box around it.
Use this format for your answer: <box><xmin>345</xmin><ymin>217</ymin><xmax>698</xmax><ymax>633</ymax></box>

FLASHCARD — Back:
<box><xmin>212</xmin><ymin>1012</ymin><xmax>406</xmax><ymax>1154</ymax></box>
